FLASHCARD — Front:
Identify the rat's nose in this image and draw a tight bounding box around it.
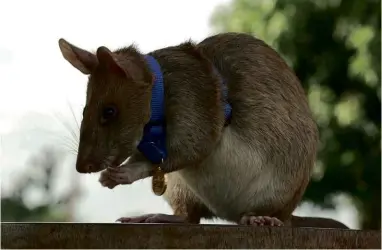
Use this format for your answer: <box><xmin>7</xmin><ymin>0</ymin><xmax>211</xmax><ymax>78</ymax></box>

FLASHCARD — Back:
<box><xmin>76</xmin><ymin>162</ymin><xmax>95</xmax><ymax>173</ymax></box>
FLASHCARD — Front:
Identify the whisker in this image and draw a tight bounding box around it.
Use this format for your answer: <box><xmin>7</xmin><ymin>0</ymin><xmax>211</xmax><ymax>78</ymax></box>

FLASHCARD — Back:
<box><xmin>62</xmin><ymin>133</ymin><xmax>79</xmax><ymax>147</ymax></box>
<box><xmin>46</xmin><ymin>108</ymin><xmax>81</xmax><ymax>156</ymax></box>
<box><xmin>58</xmin><ymin>136</ymin><xmax>76</xmax><ymax>148</ymax></box>
<box><xmin>59</xmin><ymin>140</ymin><xmax>78</xmax><ymax>153</ymax></box>
<box><xmin>45</xmin><ymin>129</ymin><xmax>79</xmax><ymax>150</ymax></box>
<box><xmin>68</xmin><ymin>149</ymin><xmax>79</xmax><ymax>155</ymax></box>
<box><xmin>52</xmin><ymin>111</ymin><xmax>79</xmax><ymax>145</ymax></box>
<box><xmin>53</xmin><ymin>113</ymin><xmax>75</xmax><ymax>137</ymax></box>
<box><xmin>17</xmin><ymin>125</ymin><xmax>76</xmax><ymax>153</ymax></box>
<box><xmin>66</xmin><ymin>98</ymin><xmax>80</xmax><ymax>132</ymax></box>
<box><xmin>48</xmin><ymin>100</ymin><xmax>83</xmax><ymax>157</ymax></box>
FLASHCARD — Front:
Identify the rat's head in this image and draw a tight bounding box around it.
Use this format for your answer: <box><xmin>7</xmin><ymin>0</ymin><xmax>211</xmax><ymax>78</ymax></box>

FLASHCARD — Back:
<box><xmin>58</xmin><ymin>39</ymin><xmax>153</xmax><ymax>173</ymax></box>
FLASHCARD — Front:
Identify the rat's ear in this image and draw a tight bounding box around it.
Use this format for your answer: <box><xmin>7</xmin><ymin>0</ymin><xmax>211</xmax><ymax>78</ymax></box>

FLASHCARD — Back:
<box><xmin>96</xmin><ymin>46</ymin><xmax>131</xmax><ymax>78</ymax></box>
<box><xmin>58</xmin><ymin>38</ymin><xmax>98</xmax><ymax>75</ymax></box>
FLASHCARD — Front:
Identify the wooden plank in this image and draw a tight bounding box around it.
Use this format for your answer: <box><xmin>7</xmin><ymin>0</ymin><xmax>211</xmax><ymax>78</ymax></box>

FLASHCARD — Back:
<box><xmin>1</xmin><ymin>223</ymin><xmax>380</xmax><ymax>249</ymax></box>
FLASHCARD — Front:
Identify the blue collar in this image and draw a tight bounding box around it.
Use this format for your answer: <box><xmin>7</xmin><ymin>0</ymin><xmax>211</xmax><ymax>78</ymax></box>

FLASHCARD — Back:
<box><xmin>137</xmin><ymin>55</ymin><xmax>232</xmax><ymax>165</ymax></box>
<box><xmin>137</xmin><ymin>55</ymin><xmax>167</xmax><ymax>165</ymax></box>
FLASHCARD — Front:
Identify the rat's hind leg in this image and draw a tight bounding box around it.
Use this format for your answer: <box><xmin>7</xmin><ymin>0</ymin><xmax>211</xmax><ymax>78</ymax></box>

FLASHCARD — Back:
<box><xmin>237</xmin><ymin>171</ymin><xmax>311</xmax><ymax>227</ymax></box>
<box><xmin>165</xmin><ymin>172</ymin><xmax>215</xmax><ymax>223</ymax></box>
<box><xmin>117</xmin><ymin>172</ymin><xmax>214</xmax><ymax>224</ymax></box>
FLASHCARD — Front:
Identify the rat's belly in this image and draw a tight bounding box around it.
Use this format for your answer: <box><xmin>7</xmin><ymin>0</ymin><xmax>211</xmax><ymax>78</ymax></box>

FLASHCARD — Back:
<box><xmin>178</xmin><ymin>126</ymin><xmax>280</xmax><ymax>221</ymax></box>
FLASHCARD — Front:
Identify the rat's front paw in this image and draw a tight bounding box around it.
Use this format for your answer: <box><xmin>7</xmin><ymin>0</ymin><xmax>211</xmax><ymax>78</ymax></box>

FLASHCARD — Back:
<box><xmin>99</xmin><ymin>170</ymin><xmax>119</xmax><ymax>189</ymax></box>
<box><xmin>105</xmin><ymin>162</ymin><xmax>152</xmax><ymax>185</ymax></box>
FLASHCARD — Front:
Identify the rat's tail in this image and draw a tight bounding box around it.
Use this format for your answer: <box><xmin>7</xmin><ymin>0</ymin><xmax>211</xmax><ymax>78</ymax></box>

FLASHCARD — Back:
<box><xmin>290</xmin><ymin>215</ymin><xmax>349</xmax><ymax>229</ymax></box>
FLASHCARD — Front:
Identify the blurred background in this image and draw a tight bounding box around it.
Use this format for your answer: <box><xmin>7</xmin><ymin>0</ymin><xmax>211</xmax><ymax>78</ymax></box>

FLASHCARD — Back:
<box><xmin>0</xmin><ymin>0</ymin><xmax>380</xmax><ymax>230</ymax></box>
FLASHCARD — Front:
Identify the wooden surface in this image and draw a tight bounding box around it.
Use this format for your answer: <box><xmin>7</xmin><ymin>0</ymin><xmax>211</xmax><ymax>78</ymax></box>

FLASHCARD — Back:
<box><xmin>1</xmin><ymin>223</ymin><xmax>381</xmax><ymax>249</ymax></box>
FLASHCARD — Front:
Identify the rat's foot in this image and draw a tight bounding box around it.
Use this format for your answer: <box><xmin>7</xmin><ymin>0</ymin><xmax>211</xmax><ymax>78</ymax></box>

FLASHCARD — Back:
<box><xmin>116</xmin><ymin>213</ymin><xmax>189</xmax><ymax>224</ymax></box>
<box><xmin>239</xmin><ymin>214</ymin><xmax>283</xmax><ymax>226</ymax></box>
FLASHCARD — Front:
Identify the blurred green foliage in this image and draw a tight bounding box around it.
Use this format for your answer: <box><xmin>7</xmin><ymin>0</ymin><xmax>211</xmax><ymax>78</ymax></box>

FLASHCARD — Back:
<box><xmin>211</xmin><ymin>0</ymin><xmax>381</xmax><ymax>229</ymax></box>
<box><xmin>1</xmin><ymin>147</ymin><xmax>77</xmax><ymax>222</ymax></box>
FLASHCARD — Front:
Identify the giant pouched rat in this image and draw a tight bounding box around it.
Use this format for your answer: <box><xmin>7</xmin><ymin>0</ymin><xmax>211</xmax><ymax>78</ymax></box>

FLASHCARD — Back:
<box><xmin>58</xmin><ymin>32</ymin><xmax>347</xmax><ymax>228</ymax></box>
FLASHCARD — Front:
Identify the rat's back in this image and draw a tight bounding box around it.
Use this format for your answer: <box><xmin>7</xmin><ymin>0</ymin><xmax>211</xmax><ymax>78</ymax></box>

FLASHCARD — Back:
<box><xmin>197</xmin><ymin>32</ymin><xmax>315</xmax><ymax>136</ymax></box>
<box><xmin>196</xmin><ymin>32</ymin><xmax>318</xmax><ymax>167</ymax></box>
<box><xmin>178</xmin><ymin>32</ymin><xmax>319</xmax><ymax>221</ymax></box>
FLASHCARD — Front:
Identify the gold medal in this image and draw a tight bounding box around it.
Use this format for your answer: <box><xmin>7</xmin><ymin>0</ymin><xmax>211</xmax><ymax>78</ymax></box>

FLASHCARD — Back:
<box><xmin>152</xmin><ymin>165</ymin><xmax>167</xmax><ymax>196</ymax></box>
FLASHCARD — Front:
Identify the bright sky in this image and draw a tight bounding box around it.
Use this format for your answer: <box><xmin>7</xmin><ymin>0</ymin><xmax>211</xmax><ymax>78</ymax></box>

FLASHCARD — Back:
<box><xmin>0</xmin><ymin>0</ymin><xmax>359</xmax><ymax>227</ymax></box>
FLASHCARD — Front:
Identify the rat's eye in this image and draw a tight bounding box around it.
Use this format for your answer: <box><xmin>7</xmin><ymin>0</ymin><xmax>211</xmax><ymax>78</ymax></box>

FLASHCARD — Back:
<box><xmin>100</xmin><ymin>105</ymin><xmax>118</xmax><ymax>124</ymax></box>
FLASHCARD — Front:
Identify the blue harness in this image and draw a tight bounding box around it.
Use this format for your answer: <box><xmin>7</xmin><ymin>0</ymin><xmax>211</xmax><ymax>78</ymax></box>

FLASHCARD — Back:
<box><xmin>137</xmin><ymin>55</ymin><xmax>232</xmax><ymax>165</ymax></box>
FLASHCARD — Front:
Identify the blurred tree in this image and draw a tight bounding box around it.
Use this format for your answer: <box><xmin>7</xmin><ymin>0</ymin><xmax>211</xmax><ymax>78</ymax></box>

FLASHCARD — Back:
<box><xmin>211</xmin><ymin>0</ymin><xmax>381</xmax><ymax>229</ymax></box>
<box><xmin>1</xmin><ymin>146</ymin><xmax>81</xmax><ymax>222</ymax></box>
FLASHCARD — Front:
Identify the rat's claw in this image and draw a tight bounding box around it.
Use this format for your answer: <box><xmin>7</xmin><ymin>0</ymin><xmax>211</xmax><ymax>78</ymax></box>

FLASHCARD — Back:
<box><xmin>101</xmin><ymin>180</ymin><xmax>118</xmax><ymax>189</ymax></box>
<box><xmin>239</xmin><ymin>214</ymin><xmax>283</xmax><ymax>227</ymax></box>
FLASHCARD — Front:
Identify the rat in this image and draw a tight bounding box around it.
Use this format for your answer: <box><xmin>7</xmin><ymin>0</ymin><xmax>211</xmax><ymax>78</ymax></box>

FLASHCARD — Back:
<box><xmin>58</xmin><ymin>32</ymin><xmax>321</xmax><ymax>227</ymax></box>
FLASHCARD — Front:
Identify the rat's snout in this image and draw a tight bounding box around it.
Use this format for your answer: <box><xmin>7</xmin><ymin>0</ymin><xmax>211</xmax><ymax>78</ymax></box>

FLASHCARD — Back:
<box><xmin>75</xmin><ymin>126</ymin><xmax>108</xmax><ymax>173</ymax></box>
<box><xmin>76</xmin><ymin>157</ymin><xmax>105</xmax><ymax>173</ymax></box>
<box><xmin>75</xmin><ymin>145</ymin><xmax>105</xmax><ymax>174</ymax></box>
<box><xmin>76</xmin><ymin>161</ymin><xmax>97</xmax><ymax>173</ymax></box>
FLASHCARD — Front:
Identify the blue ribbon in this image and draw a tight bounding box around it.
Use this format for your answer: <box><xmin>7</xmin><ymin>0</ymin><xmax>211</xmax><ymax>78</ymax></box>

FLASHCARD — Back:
<box><xmin>137</xmin><ymin>55</ymin><xmax>232</xmax><ymax>165</ymax></box>
<box><xmin>136</xmin><ymin>55</ymin><xmax>167</xmax><ymax>164</ymax></box>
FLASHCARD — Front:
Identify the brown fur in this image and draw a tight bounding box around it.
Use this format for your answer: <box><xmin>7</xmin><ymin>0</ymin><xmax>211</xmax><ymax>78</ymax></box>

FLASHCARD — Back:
<box><xmin>58</xmin><ymin>32</ymin><xmax>321</xmax><ymax>226</ymax></box>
